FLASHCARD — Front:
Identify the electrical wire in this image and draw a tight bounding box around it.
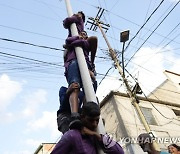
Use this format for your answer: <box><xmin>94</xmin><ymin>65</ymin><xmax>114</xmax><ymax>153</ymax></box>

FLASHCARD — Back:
<box><xmin>0</xmin><ymin>0</ymin><xmax>179</xmax><ymax>95</ymax></box>
<box><xmin>125</xmin><ymin>63</ymin><xmax>180</xmax><ymax>99</ymax></box>
<box><xmin>124</xmin><ymin>0</ymin><xmax>165</xmax><ymax>52</ymax></box>
<box><xmin>98</xmin><ymin>66</ymin><xmax>113</xmax><ymax>85</ymax></box>
<box><xmin>138</xmin><ymin>2</ymin><xmax>176</xmax><ymax>45</ymax></box>
<box><xmin>0</xmin><ymin>24</ymin><xmax>64</xmax><ymax>40</ymax></box>
<box><xmin>33</xmin><ymin>0</ymin><xmax>62</xmax><ymax>18</ymax></box>
<box><xmin>107</xmin><ymin>14</ymin><xmax>180</xmax><ymax>51</ymax></box>
<box><xmin>135</xmin><ymin>0</ymin><xmax>153</xmax><ymax>46</ymax></box>
<box><xmin>0</xmin><ymin>50</ymin><xmax>120</xmax><ymax>81</ymax></box>
<box><xmin>0</xmin><ymin>46</ymin><xmax>63</xmax><ymax>58</ymax></box>
<box><xmin>125</xmin><ymin>1</ymin><xmax>180</xmax><ymax>67</ymax></box>
<box><xmin>109</xmin><ymin>0</ymin><xmax>120</xmax><ymax>11</ymax></box>
<box><xmin>124</xmin><ymin>68</ymin><xmax>180</xmax><ymax>122</ymax></box>
<box><xmin>102</xmin><ymin>0</ymin><xmax>119</xmax><ymax>50</ymax></box>
<box><xmin>0</xmin><ymin>54</ymin><xmax>63</xmax><ymax>77</ymax></box>
<box><xmin>0</xmin><ymin>3</ymin><xmax>59</xmax><ymax>21</ymax></box>
<box><xmin>0</xmin><ymin>50</ymin><xmax>63</xmax><ymax>67</ymax></box>
<box><xmin>78</xmin><ymin>0</ymin><xmax>98</xmax><ymax>9</ymax></box>
<box><xmin>142</xmin><ymin>92</ymin><xmax>180</xmax><ymax>122</ymax></box>
<box><xmin>0</xmin><ymin>37</ymin><xmax>63</xmax><ymax>51</ymax></box>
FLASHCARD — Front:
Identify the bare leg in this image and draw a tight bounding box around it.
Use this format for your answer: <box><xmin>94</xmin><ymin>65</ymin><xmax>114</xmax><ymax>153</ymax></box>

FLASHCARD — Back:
<box><xmin>67</xmin><ymin>83</ymin><xmax>80</xmax><ymax>113</ymax></box>
<box><xmin>66</xmin><ymin>82</ymin><xmax>79</xmax><ymax>96</ymax></box>
<box><xmin>69</xmin><ymin>88</ymin><xmax>79</xmax><ymax>113</ymax></box>
<box><xmin>89</xmin><ymin>70</ymin><xmax>95</xmax><ymax>81</ymax></box>
<box><xmin>68</xmin><ymin>83</ymin><xmax>82</xmax><ymax>129</ymax></box>
<box><xmin>87</xmin><ymin>36</ymin><xmax>98</xmax><ymax>64</ymax></box>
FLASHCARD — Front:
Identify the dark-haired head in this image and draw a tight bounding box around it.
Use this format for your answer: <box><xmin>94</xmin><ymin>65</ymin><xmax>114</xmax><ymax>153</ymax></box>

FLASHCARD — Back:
<box><xmin>137</xmin><ymin>133</ymin><xmax>153</xmax><ymax>144</ymax></box>
<box><xmin>80</xmin><ymin>30</ymin><xmax>88</xmax><ymax>39</ymax></box>
<box><xmin>168</xmin><ymin>144</ymin><xmax>180</xmax><ymax>153</ymax></box>
<box><xmin>78</xmin><ymin>11</ymin><xmax>85</xmax><ymax>22</ymax></box>
<box><xmin>81</xmin><ymin>102</ymin><xmax>100</xmax><ymax>131</ymax></box>
<box><xmin>81</xmin><ymin>102</ymin><xmax>100</xmax><ymax>117</ymax></box>
<box><xmin>81</xmin><ymin>30</ymin><xmax>87</xmax><ymax>35</ymax></box>
<box><xmin>137</xmin><ymin>133</ymin><xmax>154</xmax><ymax>153</ymax></box>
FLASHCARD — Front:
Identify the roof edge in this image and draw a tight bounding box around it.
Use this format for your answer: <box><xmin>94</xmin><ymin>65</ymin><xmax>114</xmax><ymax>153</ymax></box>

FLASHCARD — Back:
<box><xmin>34</xmin><ymin>144</ymin><xmax>43</xmax><ymax>154</ymax></box>
<box><xmin>100</xmin><ymin>91</ymin><xmax>180</xmax><ymax>108</ymax></box>
<box><xmin>164</xmin><ymin>70</ymin><xmax>180</xmax><ymax>76</ymax></box>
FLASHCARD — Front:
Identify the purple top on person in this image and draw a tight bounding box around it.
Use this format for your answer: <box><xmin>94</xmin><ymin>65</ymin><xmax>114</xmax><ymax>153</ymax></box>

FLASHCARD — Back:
<box><xmin>51</xmin><ymin>129</ymin><xmax>124</xmax><ymax>154</ymax></box>
<box><xmin>63</xmin><ymin>15</ymin><xmax>84</xmax><ymax>37</ymax></box>
<box><xmin>64</xmin><ymin>36</ymin><xmax>91</xmax><ymax>73</ymax></box>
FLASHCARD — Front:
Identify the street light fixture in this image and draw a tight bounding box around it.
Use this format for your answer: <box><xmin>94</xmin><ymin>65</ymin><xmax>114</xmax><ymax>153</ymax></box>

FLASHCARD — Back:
<box><xmin>120</xmin><ymin>30</ymin><xmax>130</xmax><ymax>78</ymax></box>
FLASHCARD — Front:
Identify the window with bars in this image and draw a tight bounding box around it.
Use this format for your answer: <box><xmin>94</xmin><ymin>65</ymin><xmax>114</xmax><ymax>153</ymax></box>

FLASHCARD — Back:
<box><xmin>139</xmin><ymin>107</ymin><xmax>158</xmax><ymax>125</ymax></box>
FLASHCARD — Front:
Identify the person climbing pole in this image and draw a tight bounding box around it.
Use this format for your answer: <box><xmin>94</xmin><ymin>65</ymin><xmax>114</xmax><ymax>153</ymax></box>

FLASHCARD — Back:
<box><xmin>51</xmin><ymin>102</ymin><xmax>125</xmax><ymax>154</ymax></box>
<box><xmin>63</xmin><ymin>11</ymin><xmax>98</xmax><ymax>73</ymax></box>
<box><xmin>63</xmin><ymin>30</ymin><xmax>97</xmax><ymax>130</ymax></box>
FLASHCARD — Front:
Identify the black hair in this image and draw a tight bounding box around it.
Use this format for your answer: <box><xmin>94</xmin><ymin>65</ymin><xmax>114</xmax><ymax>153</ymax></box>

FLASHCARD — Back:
<box><xmin>81</xmin><ymin>102</ymin><xmax>100</xmax><ymax>117</ymax></box>
<box><xmin>137</xmin><ymin>133</ymin><xmax>153</xmax><ymax>144</ymax></box>
<box><xmin>81</xmin><ymin>30</ymin><xmax>87</xmax><ymax>35</ymax></box>
<box><xmin>78</xmin><ymin>11</ymin><xmax>85</xmax><ymax>22</ymax></box>
<box><xmin>168</xmin><ymin>144</ymin><xmax>180</xmax><ymax>151</ymax></box>
<box><xmin>80</xmin><ymin>31</ymin><xmax>88</xmax><ymax>38</ymax></box>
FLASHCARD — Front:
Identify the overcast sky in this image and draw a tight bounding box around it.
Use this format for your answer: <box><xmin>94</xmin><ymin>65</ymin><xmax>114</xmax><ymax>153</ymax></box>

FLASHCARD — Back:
<box><xmin>0</xmin><ymin>0</ymin><xmax>180</xmax><ymax>153</ymax></box>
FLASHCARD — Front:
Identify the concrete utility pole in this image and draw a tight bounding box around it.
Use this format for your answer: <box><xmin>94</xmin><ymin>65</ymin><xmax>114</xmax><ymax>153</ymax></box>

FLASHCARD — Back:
<box><xmin>95</xmin><ymin>20</ymin><xmax>161</xmax><ymax>152</ymax></box>
<box><xmin>86</xmin><ymin>8</ymin><xmax>134</xmax><ymax>153</ymax></box>
<box><xmin>86</xmin><ymin>8</ymin><xmax>160</xmax><ymax>151</ymax></box>
<box><xmin>64</xmin><ymin>1</ymin><xmax>105</xmax><ymax>154</ymax></box>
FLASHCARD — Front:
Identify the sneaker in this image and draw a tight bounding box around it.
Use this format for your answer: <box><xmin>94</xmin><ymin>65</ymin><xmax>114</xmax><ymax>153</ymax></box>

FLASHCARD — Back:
<box><xmin>69</xmin><ymin>112</ymin><xmax>82</xmax><ymax>130</ymax></box>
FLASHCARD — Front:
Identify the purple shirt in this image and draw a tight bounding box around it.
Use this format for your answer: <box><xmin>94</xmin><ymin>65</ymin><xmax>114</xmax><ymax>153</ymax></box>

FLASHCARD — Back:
<box><xmin>64</xmin><ymin>36</ymin><xmax>91</xmax><ymax>72</ymax></box>
<box><xmin>51</xmin><ymin>130</ymin><xmax>124</xmax><ymax>154</ymax></box>
<box><xmin>63</xmin><ymin>15</ymin><xmax>84</xmax><ymax>37</ymax></box>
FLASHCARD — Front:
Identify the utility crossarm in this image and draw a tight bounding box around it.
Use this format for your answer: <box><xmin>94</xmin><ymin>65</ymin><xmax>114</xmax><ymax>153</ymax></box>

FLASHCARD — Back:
<box><xmin>87</xmin><ymin>17</ymin><xmax>110</xmax><ymax>32</ymax></box>
<box><xmin>86</xmin><ymin>7</ymin><xmax>110</xmax><ymax>33</ymax></box>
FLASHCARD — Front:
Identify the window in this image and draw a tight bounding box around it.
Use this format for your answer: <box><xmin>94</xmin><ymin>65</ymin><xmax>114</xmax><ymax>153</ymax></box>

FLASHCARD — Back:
<box><xmin>139</xmin><ymin>107</ymin><xmax>158</xmax><ymax>125</ymax></box>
